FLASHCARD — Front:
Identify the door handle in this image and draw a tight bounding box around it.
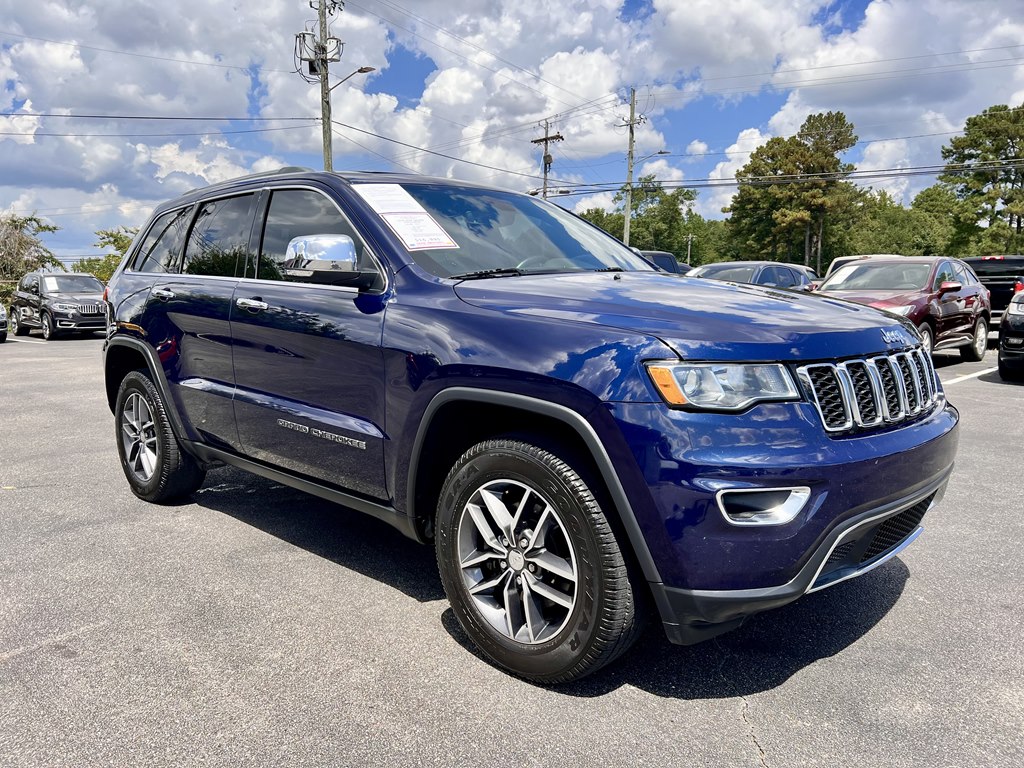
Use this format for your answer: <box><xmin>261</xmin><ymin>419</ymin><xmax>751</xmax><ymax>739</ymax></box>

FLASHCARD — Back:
<box><xmin>235</xmin><ymin>297</ymin><xmax>269</xmax><ymax>312</ymax></box>
<box><xmin>152</xmin><ymin>288</ymin><xmax>176</xmax><ymax>300</ymax></box>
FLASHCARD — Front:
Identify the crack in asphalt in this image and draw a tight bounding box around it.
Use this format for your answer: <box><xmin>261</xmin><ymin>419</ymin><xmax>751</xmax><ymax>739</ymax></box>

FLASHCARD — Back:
<box><xmin>714</xmin><ymin>638</ymin><xmax>769</xmax><ymax>768</ymax></box>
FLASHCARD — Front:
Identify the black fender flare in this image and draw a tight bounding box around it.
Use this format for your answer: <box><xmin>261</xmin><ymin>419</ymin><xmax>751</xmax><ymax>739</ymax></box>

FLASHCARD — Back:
<box><xmin>103</xmin><ymin>335</ymin><xmax>195</xmax><ymax>445</ymax></box>
<box><xmin>407</xmin><ymin>387</ymin><xmax>663</xmax><ymax>584</ymax></box>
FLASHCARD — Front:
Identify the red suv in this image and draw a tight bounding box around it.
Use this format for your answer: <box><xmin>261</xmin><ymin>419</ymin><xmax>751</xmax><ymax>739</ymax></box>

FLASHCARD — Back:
<box><xmin>817</xmin><ymin>256</ymin><xmax>990</xmax><ymax>360</ymax></box>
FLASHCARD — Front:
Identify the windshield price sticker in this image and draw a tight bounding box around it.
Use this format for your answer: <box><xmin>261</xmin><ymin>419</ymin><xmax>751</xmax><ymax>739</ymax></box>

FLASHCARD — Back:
<box><xmin>353</xmin><ymin>184</ymin><xmax>459</xmax><ymax>251</ymax></box>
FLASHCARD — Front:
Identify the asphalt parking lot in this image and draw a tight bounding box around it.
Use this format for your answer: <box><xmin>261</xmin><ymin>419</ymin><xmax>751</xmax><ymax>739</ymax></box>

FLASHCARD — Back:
<box><xmin>1</xmin><ymin>334</ymin><xmax>1021</xmax><ymax>767</ymax></box>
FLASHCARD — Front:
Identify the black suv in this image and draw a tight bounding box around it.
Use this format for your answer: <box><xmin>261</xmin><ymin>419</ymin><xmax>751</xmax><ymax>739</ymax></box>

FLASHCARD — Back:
<box><xmin>9</xmin><ymin>271</ymin><xmax>106</xmax><ymax>340</ymax></box>
<box><xmin>960</xmin><ymin>255</ymin><xmax>1024</xmax><ymax>323</ymax></box>
<box><xmin>103</xmin><ymin>169</ymin><xmax>959</xmax><ymax>683</ymax></box>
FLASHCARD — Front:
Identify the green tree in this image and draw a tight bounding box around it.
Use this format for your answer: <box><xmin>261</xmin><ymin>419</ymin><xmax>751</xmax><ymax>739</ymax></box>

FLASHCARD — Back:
<box><xmin>939</xmin><ymin>102</ymin><xmax>1024</xmax><ymax>252</ymax></box>
<box><xmin>73</xmin><ymin>226</ymin><xmax>140</xmax><ymax>282</ymax></box>
<box><xmin>726</xmin><ymin>111</ymin><xmax>859</xmax><ymax>271</ymax></box>
<box><xmin>0</xmin><ymin>213</ymin><xmax>62</xmax><ymax>304</ymax></box>
<box><xmin>579</xmin><ymin>174</ymin><xmax>697</xmax><ymax>267</ymax></box>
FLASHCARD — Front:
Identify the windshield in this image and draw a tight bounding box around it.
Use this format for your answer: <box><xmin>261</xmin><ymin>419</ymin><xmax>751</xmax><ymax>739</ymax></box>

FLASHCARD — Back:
<box><xmin>355</xmin><ymin>182</ymin><xmax>654</xmax><ymax>278</ymax></box>
<box><xmin>691</xmin><ymin>264</ymin><xmax>757</xmax><ymax>282</ymax></box>
<box><xmin>42</xmin><ymin>274</ymin><xmax>104</xmax><ymax>293</ymax></box>
<box><xmin>820</xmin><ymin>262</ymin><xmax>932</xmax><ymax>291</ymax></box>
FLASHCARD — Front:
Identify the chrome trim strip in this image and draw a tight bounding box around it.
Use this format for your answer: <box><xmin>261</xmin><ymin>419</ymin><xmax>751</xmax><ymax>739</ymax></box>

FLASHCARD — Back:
<box><xmin>714</xmin><ymin>486</ymin><xmax>812</xmax><ymax>527</ymax></box>
<box><xmin>804</xmin><ymin>487</ymin><xmax>939</xmax><ymax>594</ymax></box>
<box><xmin>807</xmin><ymin>527</ymin><xmax>923</xmax><ymax>593</ymax></box>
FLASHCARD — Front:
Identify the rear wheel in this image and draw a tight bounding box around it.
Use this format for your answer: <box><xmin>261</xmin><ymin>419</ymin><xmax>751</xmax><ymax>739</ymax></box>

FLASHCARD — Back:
<box><xmin>115</xmin><ymin>370</ymin><xmax>206</xmax><ymax>502</ymax></box>
<box><xmin>435</xmin><ymin>438</ymin><xmax>644</xmax><ymax>684</ymax></box>
<box><xmin>960</xmin><ymin>318</ymin><xmax>988</xmax><ymax>362</ymax></box>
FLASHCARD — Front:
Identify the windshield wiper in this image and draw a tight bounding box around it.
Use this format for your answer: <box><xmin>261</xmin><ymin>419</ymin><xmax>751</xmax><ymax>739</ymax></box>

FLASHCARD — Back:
<box><xmin>449</xmin><ymin>267</ymin><xmax>525</xmax><ymax>280</ymax></box>
<box><xmin>593</xmin><ymin>266</ymin><xmax>625</xmax><ymax>272</ymax></box>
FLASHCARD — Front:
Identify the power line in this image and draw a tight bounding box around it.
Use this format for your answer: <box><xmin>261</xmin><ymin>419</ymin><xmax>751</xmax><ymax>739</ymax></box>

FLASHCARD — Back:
<box><xmin>0</xmin><ymin>112</ymin><xmax>318</xmax><ymax>121</ymax></box>
<box><xmin>0</xmin><ymin>29</ymin><xmax>295</xmax><ymax>74</ymax></box>
<box><xmin>0</xmin><ymin>124</ymin><xmax>318</xmax><ymax>138</ymax></box>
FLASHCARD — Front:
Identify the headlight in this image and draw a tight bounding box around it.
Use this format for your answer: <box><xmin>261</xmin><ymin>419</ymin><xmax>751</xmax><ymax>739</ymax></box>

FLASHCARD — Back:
<box><xmin>51</xmin><ymin>302</ymin><xmax>78</xmax><ymax>313</ymax></box>
<box><xmin>1008</xmin><ymin>300</ymin><xmax>1024</xmax><ymax>316</ymax></box>
<box><xmin>646</xmin><ymin>362</ymin><xmax>800</xmax><ymax>410</ymax></box>
<box><xmin>887</xmin><ymin>305</ymin><xmax>914</xmax><ymax>317</ymax></box>
<box><xmin>0</xmin><ymin>306</ymin><xmax>6</xmax><ymax>319</ymax></box>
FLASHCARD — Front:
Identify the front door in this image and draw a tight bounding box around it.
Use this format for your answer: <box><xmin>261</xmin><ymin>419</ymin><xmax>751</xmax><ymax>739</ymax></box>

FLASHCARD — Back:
<box><xmin>229</xmin><ymin>187</ymin><xmax>390</xmax><ymax>501</ymax></box>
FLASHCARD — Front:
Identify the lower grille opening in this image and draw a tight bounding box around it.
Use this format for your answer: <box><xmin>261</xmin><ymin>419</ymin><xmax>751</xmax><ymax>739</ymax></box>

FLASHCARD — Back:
<box><xmin>811</xmin><ymin>493</ymin><xmax>934</xmax><ymax>591</ymax></box>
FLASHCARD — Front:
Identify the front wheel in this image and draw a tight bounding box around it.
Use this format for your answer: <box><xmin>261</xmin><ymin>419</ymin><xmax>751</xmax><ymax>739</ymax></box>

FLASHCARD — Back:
<box><xmin>41</xmin><ymin>312</ymin><xmax>55</xmax><ymax>341</ymax></box>
<box><xmin>114</xmin><ymin>370</ymin><xmax>206</xmax><ymax>502</ymax></box>
<box><xmin>960</xmin><ymin>317</ymin><xmax>988</xmax><ymax>362</ymax></box>
<box><xmin>917</xmin><ymin>324</ymin><xmax>934</xmax><ymax>356</ymax></box>
<box><xmin>11</xmin><ymin>310</ymin><xmax>30</xmax><ymax>336</ymax></box>
<box><xmin>435</xmin><ymin>439</ymin><xmax>644</xmax><ymax>684</ymax></box>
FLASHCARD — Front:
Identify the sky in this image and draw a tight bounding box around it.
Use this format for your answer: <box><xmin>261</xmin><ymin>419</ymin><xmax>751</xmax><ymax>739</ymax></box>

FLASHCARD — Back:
<box><xmin>2</xmin><ymin>0</ymin><xmax>1023</xmax><ymax>259</ymax></box>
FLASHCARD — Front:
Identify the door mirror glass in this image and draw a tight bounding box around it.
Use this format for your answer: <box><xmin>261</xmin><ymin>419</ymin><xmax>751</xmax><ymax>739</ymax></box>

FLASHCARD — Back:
<box><xmin>285</xmin><ymin>234</ymin><xmax>358</xmax><ymax>273</ymax></box>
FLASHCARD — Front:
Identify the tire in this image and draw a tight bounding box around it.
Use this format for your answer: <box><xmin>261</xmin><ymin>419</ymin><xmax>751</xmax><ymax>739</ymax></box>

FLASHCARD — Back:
<box><xmin>0</xmin><ymin>331</ymin><xmax>6</xmax><ymax>343</ymax></box>
<box><xmin>960</xmin><ymin>317</ymin><xmax>988</xmax><ymax>362</ymax></box>
<box><xmin>41</xmin><ymin>312</ymin><xmax>55</xmax><ymax>341</ymax></box>
<box><xmin>114</xmin><ymin>370</ymin><xmax>206</xmax><ymax>503</ymax></box>
<box><xmin>917</xmin><ymin>324</ymin><xmax>933</xmax><ymax>356</ymax></box>
<box><xmin>11</xmin><ymin>310</ymin><xmax>29</xmax><ymax>336</ymax></box>
<box><xmin>999</xmin><ymin>357</ymin><xmax>1024</xmax><ymax>382</ymax></box>
<box><xmin>435</xmin><ymin>438</ymin><xmax>644</xmax><ymax>684</ymax></box>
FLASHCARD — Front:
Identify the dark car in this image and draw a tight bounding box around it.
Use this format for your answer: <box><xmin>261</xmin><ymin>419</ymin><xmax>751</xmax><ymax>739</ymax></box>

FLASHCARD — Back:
<box><xmin>640</xmin><ymin>250</ymin><xmax>685</xmax><ymax>273</ymax></box>
<box><xmin>960</xmin><ymin>255</ymin><xmax>1024</xmax><ymax>324</ymax></box>
<box><xmin>102</xmin><ymin>169</ymin><xmax>959</xmax><ymax>684</ymax></box>
<box><xmin>816</xmin><ymin>256</ymin><xmax>990</xmax><ymax>360</ymax></box>
<box><xmin>9</xmin><ymin>271</ymin><xmax>106</xmax><ymax>340</ymax></box>
<box><xmin>689</xmin><ymin>260</ymin><xmax>812</xmax><ymax>289</ymax></box>
<box><xmin>0</xmin><ymin>304</ymin><xmax>7</xmax><ymax>343</ymax></box>
<box><xmin>998</xmin><ymin>290</ymin><xmax>1024</xmax><ymax>381</ymax></box>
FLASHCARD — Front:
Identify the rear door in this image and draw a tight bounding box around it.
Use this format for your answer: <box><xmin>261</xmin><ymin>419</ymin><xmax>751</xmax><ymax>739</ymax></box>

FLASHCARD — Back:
<box><xmin>229</xmin><ymin>185</ymin><xmax>390</xmax><ymax>500</ymax></box>
<box><xmin>135</xmin><ymin>194</ymin><xmax>256</xmax><ymax>450</ymax></box>
<box><xmin>931</xmin><ymin>260</ymin><xmax>971</xmax><ymax>342</ymax></box>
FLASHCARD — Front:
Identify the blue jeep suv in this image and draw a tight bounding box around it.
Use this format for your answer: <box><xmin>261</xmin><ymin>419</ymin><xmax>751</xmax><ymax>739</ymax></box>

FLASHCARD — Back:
<box><xmin>103</xmin><ymin>169</ymin><xmax>959</xmax><ymax>683</ymax></box>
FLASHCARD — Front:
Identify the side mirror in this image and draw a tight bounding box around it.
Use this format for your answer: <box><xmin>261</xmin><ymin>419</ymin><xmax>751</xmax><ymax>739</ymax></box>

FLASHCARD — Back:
<box><xmin>938</xmin><ymin>280</ymin><xmax>962</xmax><ymax>295</ymax></box>
<box><xmin>30</xmin><ymin>284</ymin><xmax>39</xmax><ymax>295</ymax></box>
<box><xmin>283</xmin><ymin>234</ymin><xmax>378</xmax><ymax>289</ymax></box>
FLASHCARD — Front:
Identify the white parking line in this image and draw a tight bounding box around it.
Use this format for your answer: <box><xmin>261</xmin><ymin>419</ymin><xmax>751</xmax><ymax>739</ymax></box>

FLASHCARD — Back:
<box><xmin>943</xmin><ymin>367</ymin><xmax>998</xmax><ymax>385</ymax></box>
<box><xmin>7</xmin><ymin>337</ymin><xmax>46</xmax><ymax>345</ymax></box>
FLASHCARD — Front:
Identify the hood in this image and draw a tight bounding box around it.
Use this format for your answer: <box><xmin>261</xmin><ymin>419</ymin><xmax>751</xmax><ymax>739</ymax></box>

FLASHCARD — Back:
<box><xmin>455</xmin><ymin>271</ymin><xmax>920</xmax><ymax>360</ymax></box>
<box><xmin>49</xmin><ymin>292</ymin><xmax>104</xmax><ymax>303</ymax></box>
<box><xmin>818</xmin><ymin>288</ymin><xmax>922</xmax><ymax>309</ymax></box>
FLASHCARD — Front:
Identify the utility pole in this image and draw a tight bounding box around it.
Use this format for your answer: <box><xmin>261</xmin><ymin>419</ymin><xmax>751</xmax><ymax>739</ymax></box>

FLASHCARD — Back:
<box><xmin>531</xmin><ymin>120</ymin><xmax>563</xmax><ymax>199</ymax></box>
<box><xmin>685</xmin><ymin>233</ymin><xmax>695</xmax><ymax>265</ymax></box>
<box><xmin>317</xmin><ymin>0</ymin><xmax>334</xmax><ymax>172</ymax></box>
<box><xmin>620</xmin><ymin>88</ymin><xmax>644</xmax><ymax>247</ymax></box>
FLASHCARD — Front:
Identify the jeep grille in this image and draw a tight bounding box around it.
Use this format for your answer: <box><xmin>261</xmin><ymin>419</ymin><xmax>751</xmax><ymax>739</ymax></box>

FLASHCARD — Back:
<box><xmin>798</xmin><ymin>347</ymin><xmax>938</xmax><ymax>433</ymax></box>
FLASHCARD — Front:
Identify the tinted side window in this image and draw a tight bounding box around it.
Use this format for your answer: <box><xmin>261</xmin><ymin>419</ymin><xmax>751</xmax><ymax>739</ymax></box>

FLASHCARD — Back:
<box><xmin>775</xmin><ymin>267</ymin><xmax>797</xmax><ymax>288</ymax></box>
<box><xmin>256</xmin><ymin>189</ymin><xmax>377</xmax><ymax>284</ymax></box>
<box><xmin>933</xmin><ymin>261</ymin><xmax>956</xmax><ymax>289</ymax></box>
<box><xmin>132</xmin><ymin>207</ymin><xmax>193</xmax><ymax>273</ymax></box>
<box><xmin>182</xmin><ymin>195</ymin><xmax>255</xmax><ymax>277</ymax></box>
<box><xmin>953</xmin><ymin>263</ymin><xmax>976</xmax><ymax>286</ymax></box>
<box><xmin>758</xmin><ymin>266</ymin><xmax>782</xmax><ymax>286</ymax></box>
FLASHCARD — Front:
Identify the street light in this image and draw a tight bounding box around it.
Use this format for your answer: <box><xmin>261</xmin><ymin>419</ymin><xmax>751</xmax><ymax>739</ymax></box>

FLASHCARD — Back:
<box><xmin>623</xmin><ymin>149</ymin><xmax>669</xmax><ymax>247</ymax></box>
<box><xmin>320</xmin><ymin>65</ymin><xmax>375</xmax><ymax>172</ymax></box>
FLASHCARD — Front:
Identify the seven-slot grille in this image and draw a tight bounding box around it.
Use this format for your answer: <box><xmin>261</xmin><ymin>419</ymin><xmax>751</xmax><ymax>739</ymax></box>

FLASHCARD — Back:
<box><xmin>798</xmin><ymin>347</ymin><xmax>938</xmax><ymax>433</ymax></box>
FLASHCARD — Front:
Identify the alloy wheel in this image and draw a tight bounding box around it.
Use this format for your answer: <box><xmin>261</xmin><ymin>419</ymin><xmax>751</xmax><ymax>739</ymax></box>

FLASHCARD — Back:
<box><xmin>456</xmin><ymin>478</ymin><xmax>578</xmax><ymax>645</ymax></box>
<box><xmin>973</xmin><ymin>321</ymin><xmax>987</xmax><ymax>357</ymax></box>
<box><xmin>120</xmin><ymin>392</ymin><xmax>159</xmax><ymax>482</ymax></box>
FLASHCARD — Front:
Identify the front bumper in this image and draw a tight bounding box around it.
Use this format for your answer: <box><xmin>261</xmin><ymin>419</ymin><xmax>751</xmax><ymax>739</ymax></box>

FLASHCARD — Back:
<box><xmin>52</xmin><ymin>312</ymin><xmax>106</xmax><ymax>331</ymax></box>
<box><xmin>651</xmin><ymin>472</ymin><xmax>949</xmax><ymax>644</ymax></box>
<box><xmin>605</xmin><ymin>395</ymin><xmax>959</xmax><ymax>645</ymax></box>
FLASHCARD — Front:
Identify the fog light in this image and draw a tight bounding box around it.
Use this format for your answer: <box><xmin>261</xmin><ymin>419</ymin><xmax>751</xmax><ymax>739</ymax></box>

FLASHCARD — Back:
<box><xmin>716</xmin><ymin>487</ymin><xmax>811</xmax><ymax>526</ymax></box>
